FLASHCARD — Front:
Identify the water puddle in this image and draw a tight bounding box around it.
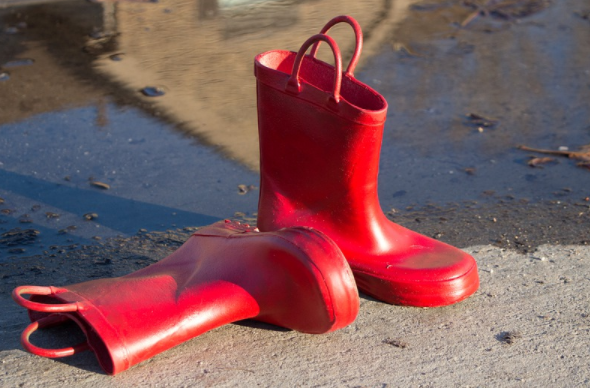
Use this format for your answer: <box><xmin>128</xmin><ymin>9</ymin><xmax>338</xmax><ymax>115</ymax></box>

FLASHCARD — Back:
<box><xmin>356</xmin><ymin>0</ymin><xmax>590</xmax><ymax>209</ymax></box>
<box><xmin>90</xmin><ymin>0</ymin><xmax>417</xmax><ymax>169</ymax></box>
<box><xmin>1</xmin><ymin>0</ymin><xmax>589</xmax><ymax>257</ymax></box>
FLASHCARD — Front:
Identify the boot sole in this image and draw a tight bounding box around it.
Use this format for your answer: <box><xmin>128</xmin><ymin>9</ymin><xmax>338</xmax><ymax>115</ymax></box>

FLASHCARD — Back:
<box><xmin>352</xmin><ymin>262</ymin><xmax>480</xmax><ymax>307</ymax></box>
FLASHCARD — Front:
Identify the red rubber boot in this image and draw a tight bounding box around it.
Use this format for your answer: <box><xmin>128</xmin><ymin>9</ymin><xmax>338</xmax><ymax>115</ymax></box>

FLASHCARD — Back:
<box><xmin>254</xmin><ymin>17</ymin><xmax>479</xmax><ymax>307</ymax></box>
<box><xmin>12</xmin><ymin>220</ymin><xmax>359</xmax><ymax>375</ymax></box>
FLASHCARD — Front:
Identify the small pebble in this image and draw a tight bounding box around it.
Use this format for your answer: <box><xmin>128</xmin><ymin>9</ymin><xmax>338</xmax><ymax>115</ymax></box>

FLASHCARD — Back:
<box><xmin>58</xmin><ymin>226</ymin><xmax>76</xmax><ymax>235</ymax></box>
<box><xmin>499</xmin><ymin>331</ymin><xmax>521</xmax><ymax>345</ymax></box>
<box><xmin>83</xmin><ymin>213</ymin><xmax>99</xmax><ymax>220</ymax></box>
<box><xmin>19</xmin><ymin>215</ymin><xmax>33</xmax><ymax>223</ymax></box>
<box><xmin>238</xmin><ymin>185</ymin><xmax>249</xmax><ymax>195</ymax></box>
<box><xmin>140</xmin><ymin>86</ymin><xmax>165</xmax><ymax>97</ymax></box>
<box><xmin>109</xmin><ymin>53</ymin><xmax>125</xmax><ymax>61</ymax></box>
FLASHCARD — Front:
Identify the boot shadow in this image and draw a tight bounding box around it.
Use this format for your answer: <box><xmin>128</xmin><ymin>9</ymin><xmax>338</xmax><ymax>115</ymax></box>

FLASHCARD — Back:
<box><xmin>233</xmin><ymin>319</ymin><xmax>291</xmax><ymax>332</ymax></box>
<box><xmin>11</xmin><ymin>316</ymin><xmax>290</xmax><ymax>375</ymax></box>
<box><xmin>17</xmin><ymin>319</ymin><xmax>105</xmax><ymax>374</ymax></box>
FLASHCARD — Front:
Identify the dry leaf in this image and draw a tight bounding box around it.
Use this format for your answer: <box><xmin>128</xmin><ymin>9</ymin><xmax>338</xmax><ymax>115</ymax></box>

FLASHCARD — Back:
<box><xmin>90</xmin><ymin>181</ymin><xmax>111</xmax><ymax>190</ymax></box>
<box><xmin>518</xmin><ymin>144</ymin><xmax>590</xmax><ymax>162</ymax></box>
<box><xmin>489</xmin><ymin>0</ymin><xmax>551</xmax><ymax>19</ymax></box>
<box><xmin>527</xmin><ymin>157</ymin><xmax>556</xmax><ymax>167</ymax></box>
<box><xmin>237</xmin><ymin>184</ymin><xmax>257</xmax><ymax>195</ymax></box>
<box><xmin>465</xmin><ymin>113</ymin><xmax>498</xmax><ymax>128</ymax></box>
<box><xmin>461</xmin><ymin>0</ymin><xmax>551</xmax><ymax>27</ymax></box>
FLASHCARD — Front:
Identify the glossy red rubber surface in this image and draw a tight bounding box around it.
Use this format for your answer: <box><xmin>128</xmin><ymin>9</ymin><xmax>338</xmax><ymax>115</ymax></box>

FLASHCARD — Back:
<box><xmin>12</xmin><ymin>220</ymin><xmax>359</xmax><ymax>375</ymax></box>
<box><xmin>254</xmin><ymin>16</ymin><xmax>479</xmax><ymax>307</ymax></box>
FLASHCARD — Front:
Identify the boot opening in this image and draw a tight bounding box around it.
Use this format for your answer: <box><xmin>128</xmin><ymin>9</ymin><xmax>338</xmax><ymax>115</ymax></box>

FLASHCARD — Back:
<box><xmin>257</xmin><ymin>51</ymin><xmax>387</xmax><ymax>112</ymax></box>
<box><xmin>29</xmin><ymin>295</ymin><xmax>116</xmax><ymax>375</ymax></box>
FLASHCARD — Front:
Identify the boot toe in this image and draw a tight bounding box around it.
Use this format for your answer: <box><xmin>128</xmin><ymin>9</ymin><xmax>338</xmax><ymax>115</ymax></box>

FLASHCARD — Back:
<box><xmin>351</xmin><ymin>239</ymin><xmax>479</xmax><ymax>307</ymax></box>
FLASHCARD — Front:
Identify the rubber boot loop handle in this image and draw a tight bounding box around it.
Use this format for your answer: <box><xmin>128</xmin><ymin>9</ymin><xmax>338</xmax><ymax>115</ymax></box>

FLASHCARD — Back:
<box><xmin>12</xmin><ymin>286</ymin><xmax>80</xmax><ymax>313</ymax></box>
<box><xmin>21</xmin><ymin>314</ymin><xmax>90</xmax><ymax>358</ymax></box>
<box><xmin>286</xmin><ymin>34</ymin><xmax>342</xmax><ymax>110</ymax></box>
<box><xmin>309</xmin><ymin>15</ymin><xmax>363</xmax><ymax>76</ymax></box>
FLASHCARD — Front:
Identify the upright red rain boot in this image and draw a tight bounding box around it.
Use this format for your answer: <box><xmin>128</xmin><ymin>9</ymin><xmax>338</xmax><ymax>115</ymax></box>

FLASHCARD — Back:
<box><xmin>12</xmin><ymin>220</ymin><xmax>359</xmax><ymax>375</ymax></box>
<box><xmin>254</xmin><ymin>16</ymin><xmax>479</xmax><ymax>307</ymax></box>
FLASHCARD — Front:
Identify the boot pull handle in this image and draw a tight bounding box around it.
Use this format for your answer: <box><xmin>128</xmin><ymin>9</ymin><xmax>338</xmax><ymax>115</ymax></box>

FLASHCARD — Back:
<box><xmin>21</xmin><ymin>314</ymin><xmax>90</xmax><ymax>358</ymax></box>
<box><xmin>12</xmin><ymin>286</ymin><xmax>80</xmax><ymax>313</ymax></box>
<box><xmin>310</xmin><ymin>15</ymin><xmax>363</xmax><ymax>76</ymax></box>
<box><xmin>286</xmin><ymin>34</ymin><xmax>342</xmax><ymax>110</ymax></box>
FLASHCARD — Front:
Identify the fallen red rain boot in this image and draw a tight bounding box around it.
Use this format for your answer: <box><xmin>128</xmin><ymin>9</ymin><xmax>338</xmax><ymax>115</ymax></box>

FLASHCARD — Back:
<box><xmin>254</xmin><ymin>16</ymin><xmax>479</xmax><ymax>307</ymax></box>
<box><xmin>12</xmin><ymin>220</ymin><xmax>359</xmax><ymax>375</ymax></box>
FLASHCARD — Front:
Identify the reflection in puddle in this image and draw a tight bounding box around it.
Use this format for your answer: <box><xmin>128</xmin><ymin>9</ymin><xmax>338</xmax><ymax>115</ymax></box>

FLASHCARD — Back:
<box><xmin>0</xmin><ymin>0</ymin><xmax>419</xmax><ymax>169</ymax></box>
<box><xmin>91</xmin><ymin>0</ymin><xmax>418</xmax><ymax>169</ymax></box>
<box><xmin>0</xmin><ymin>0</ymin><xmax>421</xmax><ymax>170</ymax></box>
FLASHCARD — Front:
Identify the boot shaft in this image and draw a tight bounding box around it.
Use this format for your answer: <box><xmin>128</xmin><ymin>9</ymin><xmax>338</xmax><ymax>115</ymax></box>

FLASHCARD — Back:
<box><xmin>255</xmin><ymin>50</ymin><xmax>388</xmax><ymax>221</ymax></box>
<box><xmin>14</xmin><ymin>221</ymin><xmax>359</xmax><ymax>374</ymax></box>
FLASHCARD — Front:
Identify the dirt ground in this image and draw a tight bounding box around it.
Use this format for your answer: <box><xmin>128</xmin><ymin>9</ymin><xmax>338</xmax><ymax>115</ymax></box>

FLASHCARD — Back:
<box><xmin>1</xmin><ymin>202</ymin><xmax>590</xmax><ymax>386</ymax></box>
